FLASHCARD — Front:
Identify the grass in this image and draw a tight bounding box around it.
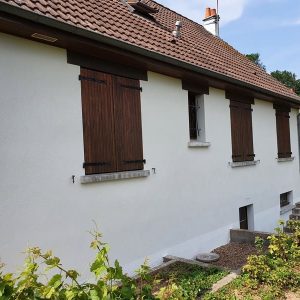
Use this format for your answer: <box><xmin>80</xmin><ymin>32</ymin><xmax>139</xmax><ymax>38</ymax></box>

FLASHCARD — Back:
<box><xmin>202</xmin><ymin>274</ymin><xmax>300</xmax><ymax>300</ymax></box>
<box><xmin>150</xmin><ymin>262</ymin><xmax>228</xmax><ymax>299</ymax></box>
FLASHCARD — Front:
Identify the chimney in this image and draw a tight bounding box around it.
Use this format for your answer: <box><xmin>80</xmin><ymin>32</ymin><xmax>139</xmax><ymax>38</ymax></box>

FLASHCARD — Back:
<box><xmin>203</xmin><ymin>7</ymin><xmax>219</xmax><ymax>36</ymax></box>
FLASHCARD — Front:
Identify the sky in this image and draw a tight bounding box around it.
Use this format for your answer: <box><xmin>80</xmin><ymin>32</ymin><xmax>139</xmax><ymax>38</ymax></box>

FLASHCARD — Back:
<box><xmin>157</xmin><ymin>0</ymin><xmax>300</xmax><ymax>77</ymax></box>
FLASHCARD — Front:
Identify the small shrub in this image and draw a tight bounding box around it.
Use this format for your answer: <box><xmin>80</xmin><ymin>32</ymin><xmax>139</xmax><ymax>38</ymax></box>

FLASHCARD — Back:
<box><xmin>204</xmin><ymin>220</ymin><xmax>300</xmax><ymax>300</ymax></box>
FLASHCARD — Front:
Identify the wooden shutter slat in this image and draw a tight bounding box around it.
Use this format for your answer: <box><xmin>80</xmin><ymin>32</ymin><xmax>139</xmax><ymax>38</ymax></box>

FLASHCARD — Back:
<box><xmin>230</xmin><ymin>100</ymin><xmax>254</xmax><ymax>162</ymax></box>
<box><xmin>230</xmin><ymin>101</ymin><xmax>244</xmax><ymax>162</ymax></box>
<box><xmin>242</xmin><ymin>104</ymin><xmax>255</xmax><ymax>161</ymax></box>
<box><xmin>275</xmin><ymin>110</ymin><xmax>291</xmax><ymax>158</ymax></box>
<box><xmin>113</xmin><ymin>76</ymin><xmax>144</xmax><ymax>172</ymax></box>
<box><xmin>80</xmin><ymin>68</ymin><xmax>117</xmax><ymax>175</ymax></box>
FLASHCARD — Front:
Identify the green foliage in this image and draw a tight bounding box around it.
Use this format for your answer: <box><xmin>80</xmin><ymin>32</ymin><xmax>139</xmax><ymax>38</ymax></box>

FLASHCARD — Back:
<box><xmin>271</xmin><ymin>70</ymin><xmax>300</xmax><ymax>95</ymax></box>
<box><xmin>204</xmin><ymin>220</ymin><xmax>300</xmax><ymax>300</ymax></box>
<box><xmin>154</xmin><ymin>262</ymin><xmax>227</xmax><ymax>299</ymax></box>
<box><xmin>245</xmin><ymin>53</ymin><xmax>266</xmax><ymax>70</ymax></box>
<box><xmin>0</xmin><ymin>229</ymin><xmax>140</xmax><ymax>300</ymax></box>
<box><xmin>0</xmin><ymin>230</ymin><xmax>227</xmax><ymax>300</ymax></box>
<box><xmin>245</xmin><ymin>52</ymin><xmax>300</xmax><ymax>96</ymax></box>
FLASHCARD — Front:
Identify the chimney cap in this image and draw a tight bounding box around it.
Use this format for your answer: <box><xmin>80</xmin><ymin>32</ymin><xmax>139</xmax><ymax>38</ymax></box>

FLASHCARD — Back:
<box><xmin>210</xmin><ymin>9</ymin><xmax>217</xmax><ymax>17</ymax></box>
<box><xmin>205</xmin><ymin>7</ymin><xmax>211</xmax><ymax>18</ymax></box>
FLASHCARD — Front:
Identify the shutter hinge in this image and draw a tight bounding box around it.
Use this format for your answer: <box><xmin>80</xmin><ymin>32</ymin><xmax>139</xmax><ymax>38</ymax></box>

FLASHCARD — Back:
<box><xmin>124</xmin><ymin>159</ymin><xmax>146</xmax><ymax>164</ymax></box>
<box><xmin>79</xmin><ymin>75</ymin><xmax>106</xmax><ymax>84</ymax></box>
<box><xmin>83</xmin><ymin>162</ymin><xmax>111</xmax><ymax>168</ymax></box>
<box><xmin>121</xmin><ymin>84</ymin><xmax>142</xmax><ymax>92</ymax></box>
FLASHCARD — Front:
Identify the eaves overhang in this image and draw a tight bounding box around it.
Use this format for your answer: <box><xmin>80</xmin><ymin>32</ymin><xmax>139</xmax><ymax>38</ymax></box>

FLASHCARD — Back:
<box><xmin>1</xmin><ymin>1</ymin><xmax>300</xmax><ymax>107</ymax></box>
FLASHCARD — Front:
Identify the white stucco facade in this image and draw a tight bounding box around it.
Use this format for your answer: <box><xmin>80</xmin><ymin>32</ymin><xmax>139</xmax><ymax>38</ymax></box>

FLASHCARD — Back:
<box><xmin>0</xmin><ymin>33</ymin><xmax>299</xmax><ymax>277</ymax></box>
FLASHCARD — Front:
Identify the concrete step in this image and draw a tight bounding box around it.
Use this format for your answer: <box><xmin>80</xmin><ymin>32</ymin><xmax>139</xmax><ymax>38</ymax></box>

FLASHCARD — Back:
<box><xmin>292</xmin><ymin>207</ymin><xmax>300</xmax><ymax>215</ymax></box>
<box><xmin>289</xmin><ymin>214</ymin><xmax>300</xmax><ymax>221</ymax></box>
<box><xmin>295</xmin><ymin>202</ymin><xmax>300</xmax><ymax>209</ymax></box>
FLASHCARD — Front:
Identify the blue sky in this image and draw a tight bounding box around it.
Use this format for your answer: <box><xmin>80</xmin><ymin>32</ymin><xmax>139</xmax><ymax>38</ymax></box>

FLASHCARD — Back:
<box><xmin>157</xmin><ymin>0</ymin><xmax>300</xmax><ymax>77</ymax></box>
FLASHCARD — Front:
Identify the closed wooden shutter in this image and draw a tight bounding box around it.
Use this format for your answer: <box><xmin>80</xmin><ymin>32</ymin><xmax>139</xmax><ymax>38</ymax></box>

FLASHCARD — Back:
<box><xmin>230</xmin><ymin>101</ymin><xmax>244</xmax><ymax>162</ymax></box>
<box><xmin>275</xmin><ymin>109</ymin><xmax>291</xmax><ymax>158</ymax></box>
<box><xmin>113</xmin><ymin>76</ymin><xmax>144</xmax><ymax>172</ymax></box>
<box><xmin>242</xmin><ymin>103</ymin><xmax>255</xmax><ymax>161</ymax></box>
<box><xmin>80</xmin><ymin>68</ymin><xmax>116</xmax><ymax>175</ymax></box>
<box><xmin>230</xmin><ymin>100</ymin><xmax>254</xmax><ymax>162</ymax></box>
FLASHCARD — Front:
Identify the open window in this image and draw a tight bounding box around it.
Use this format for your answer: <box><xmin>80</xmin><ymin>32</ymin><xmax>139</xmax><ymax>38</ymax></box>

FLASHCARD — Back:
<box><xmin>188</xmin><ymin>92</ymin><xmax>209</xmax><ymax>146</ymax></box>
<box><xmin>239</xmin><ymin>204</ymin><xmax>254</xmax><ymax>230</ymax></box>
<box><xmin>80</xmin><ymin>68</ymin><xmax>145</xmax><ymax>175</ymax></box>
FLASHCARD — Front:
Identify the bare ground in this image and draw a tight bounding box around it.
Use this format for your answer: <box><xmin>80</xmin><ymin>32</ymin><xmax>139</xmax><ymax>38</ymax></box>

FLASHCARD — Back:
<box><xmin>210</xmin><ymin>242</ymin><xmax>258</xmax><ymax>270</ymax></box>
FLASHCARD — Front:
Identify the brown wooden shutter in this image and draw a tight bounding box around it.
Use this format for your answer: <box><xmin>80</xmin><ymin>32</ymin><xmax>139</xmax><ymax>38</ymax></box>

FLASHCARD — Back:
<box><xmin>230</xmin><ymin>100</ymin><xmax>254</xmax><ymax>162</ymax></box>
<box><xmin>113</xmin><ymin>75</ymin><xmax>144</xmax><ymax>172</ymax></box>
<box><xmin>242</xmin><ymin>103</ymin><xmax>255</xmax><ymax>161</ymax></box>
<box><xmin>80</xmin><ymin>68</ymin><xmax>117</xmax><ymax>175</ymax></box>
<box><xmin>275</xmin><ymin>109</ymin><xmax>291</xmax><ymax>158</ymax></box>
<box><xmin>230</xmin><ymin>101</ymin><xmax>244</xmax><ymax>162</ymax></box>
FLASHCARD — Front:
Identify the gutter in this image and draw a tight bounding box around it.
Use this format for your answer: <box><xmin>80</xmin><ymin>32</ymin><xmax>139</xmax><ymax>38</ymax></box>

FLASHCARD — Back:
<box><xmin>1</xmin><ymin>2</ymin><xmax>300</xmax><ymax>106</ymax></box>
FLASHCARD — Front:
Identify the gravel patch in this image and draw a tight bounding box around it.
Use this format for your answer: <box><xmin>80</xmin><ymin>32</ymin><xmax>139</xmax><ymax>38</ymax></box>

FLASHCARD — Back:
<box><xmin>210</xmin><ymin>242</ymin><xmax>258</xmax><ymax>270</ymax></box>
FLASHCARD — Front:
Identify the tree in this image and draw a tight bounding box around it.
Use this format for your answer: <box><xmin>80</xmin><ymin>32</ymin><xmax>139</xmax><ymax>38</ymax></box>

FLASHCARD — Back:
<box><xmin>271</xmin><ymin>70</ymin><xmax>300</xmax><ymax>96</ymax></box>
<box><xmin>245</xmin><ymin>53</ymin><xmax>266</xmax><ymax>71</ymax></box>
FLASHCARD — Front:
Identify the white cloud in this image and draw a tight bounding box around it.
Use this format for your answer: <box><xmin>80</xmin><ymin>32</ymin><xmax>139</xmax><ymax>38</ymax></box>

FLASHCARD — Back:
<box><xmin>157</xmin><ymin>0</ymin><xmax>249</xmax><ymax>26</ymax></box>
<box><xmin>201</xmin><ymin>0</ymin><xmax>248</xmax><ymax>26</ymax></box>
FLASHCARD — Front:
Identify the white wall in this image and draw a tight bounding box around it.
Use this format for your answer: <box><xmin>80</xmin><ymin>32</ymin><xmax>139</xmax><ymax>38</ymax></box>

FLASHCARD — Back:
<box><xmin>0</xmin><ymin>33</ymin><xmax>299</xmax><ymax>277</ymax></box>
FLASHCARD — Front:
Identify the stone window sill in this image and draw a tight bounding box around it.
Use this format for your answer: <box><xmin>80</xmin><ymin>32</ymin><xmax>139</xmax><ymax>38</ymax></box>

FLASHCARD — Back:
<box><xmin>80</xmin><ymin>170</ymin><xmax>150</xmax><ymax>184</ymax></box>
<box><xmin>229</xmin><ymin>160</ymin><xmax>260</xmax><ymax>168</ymax></box>
<box><xmin>277</xmin><ymin>157</ymin><xmax>294</xmax><ymax>162</ymax></box>
<box><xmin>280</xmin><ymin>204</ymin><xmax>295</xmax><ymax>215</ymax></box>
<box><xmin>188</xmin><ymin>141</ymin><xmax>211</xmax><ymax>148</ymax></box>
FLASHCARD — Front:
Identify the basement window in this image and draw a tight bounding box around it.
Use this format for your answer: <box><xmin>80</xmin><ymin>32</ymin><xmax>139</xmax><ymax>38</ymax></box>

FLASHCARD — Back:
<box><xmin>239</xmin><ymin>205</ymin><xmax>254</xmax><ymax>230</ymax></box>
<box><xmin>280</xmin><ymin>191</ymin><xmax>293</xmax><ymax>208</ymax></box>
<box><xmin>280</xmin><ymin>191</ymin><xmax>294</xmax><ymax>215</ymax></box>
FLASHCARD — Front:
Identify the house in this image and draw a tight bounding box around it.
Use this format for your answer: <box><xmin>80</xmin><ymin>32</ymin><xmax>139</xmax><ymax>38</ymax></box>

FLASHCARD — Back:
<box><xmin>0</xmin><ymin>0</ymin><xmax>300</xmax><ymax>276</ymax></box>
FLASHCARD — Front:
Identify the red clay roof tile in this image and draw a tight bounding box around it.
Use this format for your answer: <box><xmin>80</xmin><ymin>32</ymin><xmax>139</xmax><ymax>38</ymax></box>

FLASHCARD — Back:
<box><xmin>1</xmin><ymin>0</ymin><xmax>299</xmax><ymax>102</ymax></box>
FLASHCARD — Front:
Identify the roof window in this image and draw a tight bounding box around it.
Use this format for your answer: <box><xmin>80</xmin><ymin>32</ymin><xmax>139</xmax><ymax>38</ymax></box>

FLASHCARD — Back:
<box><xmin>127</xmin><ymin>0</ymin><xmax>158</xmax><ymax>15</ymax></box>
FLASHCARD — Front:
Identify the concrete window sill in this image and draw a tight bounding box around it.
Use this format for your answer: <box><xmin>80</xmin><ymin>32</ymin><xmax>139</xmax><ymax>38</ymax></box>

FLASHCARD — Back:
<box><xmin>277</xmin><ymin>157</ymin><xmax>295</xmax><ymax>162</ymax></box>
<box><xmin>80</xmin><ymin>170</ymin><xmax>150</xmax><ymax>184</ymax></box>
<box><xmin>280</xmin><ymin>204</ymin><xmax>295</xmax><ymax>215</ymax></box>
<box><xmin>188</xmin><ymin>141</ymin><xmax>211</xmax><ymax>148</ymax></box>
<box><xmin>229</xmin><ymin>160</ymin><xmax>260</xmax><ymax>168</ymax></box>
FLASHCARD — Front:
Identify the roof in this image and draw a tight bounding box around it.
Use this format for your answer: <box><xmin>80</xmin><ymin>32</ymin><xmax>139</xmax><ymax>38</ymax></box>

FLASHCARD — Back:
<box><xmin>1</xmin><ymin>0</ymin><xmax>299</xmax><ymax>102</ymax></box>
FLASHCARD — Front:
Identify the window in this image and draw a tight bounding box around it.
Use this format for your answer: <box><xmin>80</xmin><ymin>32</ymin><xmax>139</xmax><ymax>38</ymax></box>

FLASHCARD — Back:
<box><xmin>188</xmin><ymin>92</ymin><xmax>206</xmax><ymax>142</ymax></box>
<box><xmin>280</xmin><ymin>191</ymin><xmax>292</xmax><ymax>208</ymax></box>
<box><xmin>229</xmin><ymin>99</ymin><xmax>255</xmax><ymax>162</ymax></box>
<box><xmin>188</xmin><ymin>92</ymin><xmax>198</xmax><ymax>140</ymax></box>
<box><xmin>239</xmin><ymin>206</ymin><xmax>248</xmax><ymax>230</ymax></box>
<box><xmin>80</xmin><ymin>68</ymin><xmax>144</xmax><ymax>175</ymax></box>
<box><xmin>239</xmin><ymin>204</ymin><xmax>254</xmax><ymax>230</ymax></box>
<box><xmin>274</xmin><ymin>106</ymin><xmax>292</xmax><ymax>158</ymax></box>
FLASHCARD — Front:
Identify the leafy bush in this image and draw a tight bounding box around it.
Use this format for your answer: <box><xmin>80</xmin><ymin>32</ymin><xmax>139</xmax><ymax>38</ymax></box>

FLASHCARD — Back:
<box><xmin>0</xmin><ymin>229</ymin><xmax>153</xmax><ymax>299</ymax></box>
<box><xmin>204</xmin><ymin>220</ymin><xmax>300</xmax><ymax>300</ymax></box>
<box><xmin>154</xmin><ymin>263</ymin><xmax>227</xmax><ymax>299</ymax></box>
<box><xmin>0</xmin><ymin>230</ymin><xmax>227</xmax><ymax>300</ymax></box>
